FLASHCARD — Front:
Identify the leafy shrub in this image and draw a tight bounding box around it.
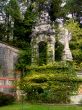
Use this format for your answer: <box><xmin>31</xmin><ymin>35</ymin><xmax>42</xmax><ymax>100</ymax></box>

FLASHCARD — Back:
<box><xmin>72</xmin><ymin>50</ymin><xmax>82</xmax><ymax>61</ymax></box>
<box><xmin>69</xmin><ymin>41</ymin><xmax>78</xmax><ymax>50</ymax></box>
<box><xmin>19</xmin><ymin>62</ymin><xmax>81</xmax><ymax>103</ymax></box>
<box><xmin>66</xmin><ymin>20</ymin><xmax>82</xmax><ymax>68</ymax></box>
<box><xmin>0</xmin><ymin>92</ymin><xmax>15</xmax><ymax>106</ymax></box>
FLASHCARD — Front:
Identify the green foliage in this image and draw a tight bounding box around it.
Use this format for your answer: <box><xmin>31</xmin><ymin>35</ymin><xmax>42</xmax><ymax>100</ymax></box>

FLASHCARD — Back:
<box><xmin>24</xmin><ymin>6</ymin><xmax>37</xmax><ymax>26</ymax></box>
<box><xmin>0</xmin><ymin>0</ymin><xmax>22</xmax><ymax>42</ymax></box>
<box><xmin>18</xmin><ymin>62</ymin><xmax>81</xmax><ymax>103</ymax></box>
<box><xmin>14</xmin><ymin>20</ymin><xmax>28</xmax><ymax>42</ymax></box>
<box><xmin>0</xmin><ymin>24</ymin><xmax>6</xmax><ymax>40</ymax></box>
<box><xmin>50</xmin><ymin>0</ymin><xmax>63</xmax><ymax>20</ymax></box>
<box><xmin>1</xmin><ymin>0</ymin><xmax>82</xmax><ymax>48</ymax></box>
<box><xmin>14</xmin><ymin>3</ymin><xmax>38</xmax><ymax>44</ymax></box>
<box><xmin>0</xmin><ymin>92</ymin><xmax>15</xmax><ymax>106</ymax></box>
<box><xmin>65</xmin><ymin>20</ymin><xmax>82</xmax><ymax>40</ymax></box>
<box><xmin>0</xmin><ymin>0</ymin><xmax>34</xmax><ymax>44</ymax></box>
<box><xmin>5</xmin><ymin>0</ymin><xmax>22</xmax><ymax>20</ymax></box>
<box><xmin>39</xmin><ymin>42</ymin><xmax>47</xmax><ymax>65</ymax></box>
<box><xmin>72</xmin><ymin>50</ymin><xmax>82</xmax><ymax>62</ymax></box>
<box><xmin>65</xmin><ymin>20</ymin><xmax>82</xmax><ymax>70</ymax></box>
<box><xmin>16</xmin><ymin>43</ymin><xmax>31</xmax><ymax>76</ymax></box>
<box><xmin>55</xmin><ymin>40</ymin><xmax>64</xmax><ymax>61</ymax></box>
<box><xmin>64</xmin><ymin>0</ymin><xmax>82</xmax><ymax>19</ymax></box>
<box><xmin>8</xmin><ymin>40</ymin><xmax>30</xmax><ymax>49</ymax></box>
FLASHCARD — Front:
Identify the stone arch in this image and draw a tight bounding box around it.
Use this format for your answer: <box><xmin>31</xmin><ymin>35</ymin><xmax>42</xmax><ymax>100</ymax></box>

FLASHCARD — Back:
<box><xmin>31</xmin><ymin>35</ymin><xmax>55</xmax><ymax>65</ymax></box>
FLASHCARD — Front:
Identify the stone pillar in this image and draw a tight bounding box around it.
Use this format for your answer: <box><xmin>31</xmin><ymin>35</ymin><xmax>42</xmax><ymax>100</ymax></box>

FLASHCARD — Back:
<box><xmin>31</xmin><ymin>38</ymin><xmax>39</xmax><ymax>65</ymax></box>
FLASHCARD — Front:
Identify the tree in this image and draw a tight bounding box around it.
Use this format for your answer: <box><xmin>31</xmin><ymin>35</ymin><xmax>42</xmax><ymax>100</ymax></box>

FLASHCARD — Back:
<box><xmin>5</xmin><ymin>0</ymin><xmax>22</xmax><ymax>21</ymax></box>
<box><xmin>64</xmin><ymin>0</ymin><xmax>82</xmax><ymax>20</ymax></box>
<box><xmin>49</xmin><ymin>0</ymin><xmax>63</xmax><ymax>20</ymax></box>
<box><xmin>16</xmin><ymin>43</ymin><xmax>31</xmax><ymax>77</ymax></box>
<box><xmin>14</xmin><ymin>2</ymin><xmax>38</xmax><ymax>43</ymax></box>
<box><xmin>0</xmin><ymin>0</ymin><xmax>10</xmax><ymax>41</ymax></box>
<box><xmin>3</xmin><ymin>0</ymin><xmax>22</xmax><ymax>41</ymax></box>
<box><xmin>65</xmin><ymin>19</ymin><xmax>82</xmax><ymax>70</ymax></box>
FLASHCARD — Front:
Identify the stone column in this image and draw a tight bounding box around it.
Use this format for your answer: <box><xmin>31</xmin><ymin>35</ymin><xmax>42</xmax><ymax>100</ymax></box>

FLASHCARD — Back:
<box><xmin>31</xmin><ymin>39</ymin><xmax>39</xmax><ymax>65</ymax></box>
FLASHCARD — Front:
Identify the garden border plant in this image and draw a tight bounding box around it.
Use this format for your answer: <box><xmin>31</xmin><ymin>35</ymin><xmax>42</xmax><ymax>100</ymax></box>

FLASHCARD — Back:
<box><xmin>18</xmin><ymin>61</ymin><xmax>82</xmax><ymax>103</ymax></box>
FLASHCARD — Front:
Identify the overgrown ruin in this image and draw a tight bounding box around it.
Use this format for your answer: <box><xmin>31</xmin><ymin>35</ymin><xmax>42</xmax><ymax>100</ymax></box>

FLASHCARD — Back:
<box><xmin>31</xmin><ymin>1</ymin><xmax>72</xmax><ymax>65</ymax></box>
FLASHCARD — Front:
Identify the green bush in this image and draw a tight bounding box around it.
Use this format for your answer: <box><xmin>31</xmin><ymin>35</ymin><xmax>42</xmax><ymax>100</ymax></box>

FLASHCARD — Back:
<box><xmin>66</xmin><ymin>20</ymin><xmax>82</xmax><ymax>69</ymax></box>
<box><xmin>0</xmin><ymin>92</ymin><xmax>15</xmax><ymax>106</ymax></box>
<box><xmin>72</xmin><ymin>50</ymin><xmax>82</xmax><ymax>61</ymax></box>
<box><xmin>69</xmin><ymin>41</ymin><xmax>78</xmax><ymax>50</ymax></box>
<box><xmin>19</xmin><ymin>62</ymin><xmax>81</xmax><ymax>103</ymax></box>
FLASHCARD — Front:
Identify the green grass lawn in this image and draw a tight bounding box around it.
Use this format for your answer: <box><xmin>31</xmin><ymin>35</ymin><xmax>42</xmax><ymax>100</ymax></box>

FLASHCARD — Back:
<box><xmin>0</xmin><ymin>103</ymin><xmax>82</xmax><ymax>110</ymax></box>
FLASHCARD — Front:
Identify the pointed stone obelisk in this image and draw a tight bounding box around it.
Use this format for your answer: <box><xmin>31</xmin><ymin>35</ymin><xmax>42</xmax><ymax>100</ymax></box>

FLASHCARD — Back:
<box><xmin>58</xmin><ymin>19</ymin><xmax>73</xmax><ymax>61</ymax></box>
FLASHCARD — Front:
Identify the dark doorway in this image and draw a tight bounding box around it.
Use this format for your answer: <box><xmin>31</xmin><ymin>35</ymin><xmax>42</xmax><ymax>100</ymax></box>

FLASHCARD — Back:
<box><xmin>39</xmin><ymin>41</ymin><xmax>47</xmax><ymax>65</ymax></box>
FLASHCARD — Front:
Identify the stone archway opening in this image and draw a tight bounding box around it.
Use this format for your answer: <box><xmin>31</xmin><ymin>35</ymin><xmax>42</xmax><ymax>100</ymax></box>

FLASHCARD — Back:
<box><xmin>38</xmin><ymin>41</ymin><xmax>47</xmax><ymax>65</ymax></box>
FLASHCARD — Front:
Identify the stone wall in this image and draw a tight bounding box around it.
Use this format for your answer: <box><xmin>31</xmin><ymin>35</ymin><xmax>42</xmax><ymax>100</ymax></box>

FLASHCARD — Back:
<box><xmin>0</xmin><ymin>43</ymin><xmax>19</xmax><ymax>77</ymax></box>
<box><xmin>0</xmin><ymin>42</ymin><xmax>19</xmax><ymax>93</ymax></box>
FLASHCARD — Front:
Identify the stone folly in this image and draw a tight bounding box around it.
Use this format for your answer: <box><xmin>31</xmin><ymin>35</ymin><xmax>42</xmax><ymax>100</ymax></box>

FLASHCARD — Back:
<box><xmin>31</xmin><ymin>15</ymin><xmax>73</xmax><ymax>65</ymax></box>
<box><xmin>31</xmin><ymin>0</ymin><xmax>73</xmax><ymax>65</ymax></box>
<box><xmin>31</xmin><ymin>4</ymin><xmax>55</xmax><ymax>65</ymax></box>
